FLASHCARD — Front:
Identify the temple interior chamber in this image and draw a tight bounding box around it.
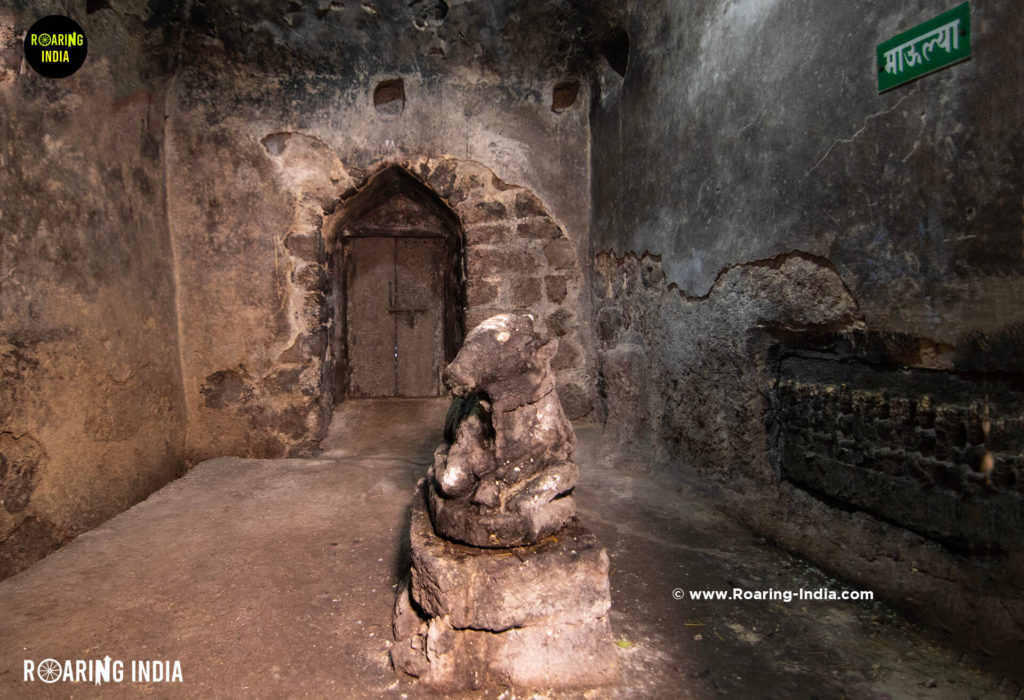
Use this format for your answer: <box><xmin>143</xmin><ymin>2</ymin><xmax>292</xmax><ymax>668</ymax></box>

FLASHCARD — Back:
<box><xmin>0</xmin><ymin>0</ymin><xmax>1021</xmax><ymax>696</ymax></box>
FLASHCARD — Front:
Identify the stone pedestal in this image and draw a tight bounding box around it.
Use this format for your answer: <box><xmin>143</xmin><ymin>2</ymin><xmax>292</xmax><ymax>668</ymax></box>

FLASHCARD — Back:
<box><xmin>392</xmin><ymin>480</ymin><xmax>619</xmax><ymax>691</ymax></box>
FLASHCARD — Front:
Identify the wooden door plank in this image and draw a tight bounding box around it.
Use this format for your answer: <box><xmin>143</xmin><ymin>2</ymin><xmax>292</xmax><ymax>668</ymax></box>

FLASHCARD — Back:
<box><xmin>345</xmin><ymin>237</ymin><xmax>397</xmax><ymax>397</ymax></box>
<box><xmin>395</xmin><ymin>238</ymin><xmax>444</xmax><ymax>397</ymax></box>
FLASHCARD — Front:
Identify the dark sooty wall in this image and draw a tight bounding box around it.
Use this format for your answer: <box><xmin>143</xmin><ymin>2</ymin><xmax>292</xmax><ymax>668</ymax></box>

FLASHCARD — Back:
<box><xmin>590</xmin><ymin>0</ymin><xmax>1023</xmax><ymax>664</ymax></box>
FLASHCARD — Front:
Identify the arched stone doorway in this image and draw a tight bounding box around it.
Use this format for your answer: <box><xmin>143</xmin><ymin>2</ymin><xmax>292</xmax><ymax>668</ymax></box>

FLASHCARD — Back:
<box><xmin>243</xmin><ymin>152</ymin><xmax>593</xmax><ymax>456</ymax></box>
<box><xmin>329</xmin><ymin>166</ymin><xmax>464</xmax><ymax>399</ymax></box>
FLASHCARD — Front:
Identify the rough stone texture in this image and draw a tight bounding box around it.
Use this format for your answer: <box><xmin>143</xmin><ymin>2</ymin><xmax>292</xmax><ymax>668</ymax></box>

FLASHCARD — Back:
<box><xmin>595</xmin><ymin>251</ymin><xmax>862</xmax><ymax>476</ymax></box>
<box><xmin>414</xmin><ymin>479</ymin><xmax>611</xmax><ymax>631</ymax></box>
<box><xmin>410</xmin><ymin>523</ymin><xmax>612</xmax><ymax>631</ymax></box>
<box><xmin>0</xmin><ymin>0</ymin><xmax>598</xmax><ymax>577</ymax></box>
<box><xmin>2</xmin><ymin>3</ymin><xmax>1020</xmax><ymax>686</ymax></box>
<box><xmin>599</xmin><ymin>343</ymin><xmax>647</xmax><ymax>462</ymax></box>
<box><xmin>428</xmin><ymin>314</ymin><xmax>578</xmax><ymax>547</ymax></box>
<box><xmin>0</xmin><ymin>5</ymin><xmax>185</xmax><ymax>578</ymax></box>
<box><xmin>594</xmin><ymin>251</ymin><xmax>1024</xmax><ymax>663</ymax></box>
<box><xmin>773</xmin><ymin>357</ymin><xmax>1024</xmax><ymax>555</ymax></box>
<box><xmin>0</xmin><ymin>9</ymin><xmax>18</xmax><ymax>86</ymax></box>
<box><xmin>585</xmin><ymin>1</ymin><xmax>1024</xmax><ymax>669</ymax></box>
<box><xmin>172</xmin><ymin>136</ymin><xmax>596</xmax><ymax>462</ymax></box>
<box><xmin>393</xmin><ymin>480</ymin><xmax>618</xmax><ymax>691</ymax></box>
<box><xmin>168</xmin><ymin>119</ymin><xmax>338</xmax><ymax>462</ymax></box>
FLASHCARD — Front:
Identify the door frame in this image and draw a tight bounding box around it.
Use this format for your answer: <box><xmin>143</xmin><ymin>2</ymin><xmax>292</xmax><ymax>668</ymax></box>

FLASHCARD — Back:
<box><xmin>327</xmin><ymin>165</ymin><xmax>465</xmax><ymax>404</ymax></box>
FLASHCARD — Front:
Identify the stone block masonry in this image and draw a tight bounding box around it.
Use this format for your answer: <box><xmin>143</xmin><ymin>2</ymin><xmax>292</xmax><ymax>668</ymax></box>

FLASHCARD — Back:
<box><xmin>176</xmin><ymin>149</ymin><xmax>597</xmax><ymax>465</ymax></box>
<box><xmin>406</xmin><ymin>158</ymin><xmax>593</xmax><ymax>420</ymax></box>
<box><xmin>392</xmin><ymin>481</ymin><xmax>618</xmax><ymax>691</ymax></box>
<box><xmin>774</xmin><ymin>355</ymin><xmax>1024</xmax><ymax>555</ymax></box>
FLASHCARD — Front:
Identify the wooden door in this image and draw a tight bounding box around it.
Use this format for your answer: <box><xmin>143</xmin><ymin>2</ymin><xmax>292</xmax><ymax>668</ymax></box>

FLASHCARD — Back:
<box><xmin>344</xmin><ymin>237</ymin><xmax>445</xmax><ymax>397</ymax></box>
<box><xmin>394</xmin><ymin>238</ymin><xmax>444</xmax><ymax>396</ymax></box>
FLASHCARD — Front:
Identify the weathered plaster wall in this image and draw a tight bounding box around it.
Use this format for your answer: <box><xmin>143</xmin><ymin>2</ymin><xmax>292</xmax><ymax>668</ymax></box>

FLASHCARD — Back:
<box><xmin>0</xmin><ymin>5</ymin><xmax>185</xmax><ymax>577</ymax></box>
<box><xmin>165</xmin><ymin>1</ymin><xmax>595</xmax><ymax>461</ymax></box>
<box><xmin>590</xmin><ymin>0</ymin><xmax>1023</xmax><ymax>665</ymax></box>
<box><xmin>593</xmin><ymin>0</ymin><xmax>1024</xmax><ymax>341</ymax></box>
<box><xmin>0</xmin><ymin>0</ymin><xmax>599</xmax><ymax>577</ymax></box>
<box><xmin>2</xmin><ymin>0</ymin><xmax>600</xmax><ymax>574</ymax></box>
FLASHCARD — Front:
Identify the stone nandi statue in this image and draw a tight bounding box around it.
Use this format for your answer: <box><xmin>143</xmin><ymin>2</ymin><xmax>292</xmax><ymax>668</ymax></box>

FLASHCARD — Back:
<box><xmin>428</xmin><ymin>313</ymin><xmax>578</xmax><ymax>547</ymax></box>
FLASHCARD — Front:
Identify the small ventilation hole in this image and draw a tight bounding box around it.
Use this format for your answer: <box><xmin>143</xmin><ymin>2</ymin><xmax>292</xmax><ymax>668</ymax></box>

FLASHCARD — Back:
<box><xmin>374</xmin><ymin>78</ymin><xmax>406</xmax><ymax>114</ymax></box>
<box><xmin>551</xmin><ymin>81</ymin><xmax>580</xmax><ymax>113</ymax></box>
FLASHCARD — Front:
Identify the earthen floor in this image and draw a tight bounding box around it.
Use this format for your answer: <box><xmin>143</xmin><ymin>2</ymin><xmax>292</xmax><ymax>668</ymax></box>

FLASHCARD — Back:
<box><xmin>0</xmin><ymin>399</ymin><xmax>1018</xmax><ymax>699</ymax></box>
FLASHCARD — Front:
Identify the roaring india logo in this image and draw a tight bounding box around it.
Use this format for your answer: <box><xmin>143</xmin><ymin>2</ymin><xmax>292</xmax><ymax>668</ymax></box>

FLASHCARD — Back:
<box><xmin>23</xmin><ymin>14</ymin><xmax>88</xmax><ymax>79</ymax></box>
<box><xmin>24</xmin><ymin>656</ymin><xmax>183</xmax><ymax>685</ymax></box>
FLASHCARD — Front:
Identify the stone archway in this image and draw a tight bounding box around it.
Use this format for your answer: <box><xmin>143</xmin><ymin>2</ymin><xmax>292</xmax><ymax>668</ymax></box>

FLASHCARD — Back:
<box><xmin>248</xmin><ymin>145</ymin><xmax>594</xmax><ymax>457</ymax></box>
<box><xmin>322</xmin><ymin>157</ymin><xmax>592</xmax><ymax>418</ymax></box>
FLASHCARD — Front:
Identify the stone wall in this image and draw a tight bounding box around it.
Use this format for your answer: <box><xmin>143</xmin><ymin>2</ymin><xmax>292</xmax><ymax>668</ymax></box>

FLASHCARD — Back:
<box><xmin>593</xmin><ymin>251</ymin><xmax>1024</xmax><ymax>663</ymax></box>
<box><xmin>591</xmin><ymin>0</ymin><xmax>1024</xmax><ymax>343</ymax></box>
<box><xmin>2</xmin><ymin>0</ymin><xmax>599</xmax><ymax>575</ymax></box>
<box><xmin>168</xmin><ymin>66</ymin><xmax>594</xmax><ymax>461</ymax></box>
<box><xmin>588</xmin><ymin>0</ymin><xmax>1024</xmax><ymax>665</ymax></box>
<box><xmin>0</xmin><ymin>5</ymin><xmax>185</xmax><ymax>577</ymax></box>
<box><xmin>593</xmin><ymin>251</ymin><xmax>863</xmax><ymax>477</ymax></box>
<box><xmin>775</xmin><ymin>356</ymin><xmax>1024</xmax><ymax>556</ymax></box>
<box><xmin>408</xmin><ymin>158</ymin><xmax>592</xmax><ymax>418</ymax></box>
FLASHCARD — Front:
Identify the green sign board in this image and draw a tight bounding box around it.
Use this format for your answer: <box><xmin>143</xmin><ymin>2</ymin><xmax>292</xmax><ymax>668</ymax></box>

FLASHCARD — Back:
<box><xmin>877</xmin><ymin>3</ymin><xmax>971</xmax><ymax>92</ymax></box>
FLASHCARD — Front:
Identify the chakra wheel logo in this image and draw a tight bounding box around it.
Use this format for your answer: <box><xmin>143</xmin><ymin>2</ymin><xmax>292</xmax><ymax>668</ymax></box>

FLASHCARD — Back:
<box><xmin>37</xmin><ymin>658</ymin><xmax>61</xmax><ymax>683</ymax></box>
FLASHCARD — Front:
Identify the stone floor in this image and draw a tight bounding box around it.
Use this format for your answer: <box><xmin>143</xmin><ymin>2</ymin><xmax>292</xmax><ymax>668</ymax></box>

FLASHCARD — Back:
<box><xmin>0</xmin><ymin>398</ymin><xmax>1019</xmax><ymax>698</ymax></box>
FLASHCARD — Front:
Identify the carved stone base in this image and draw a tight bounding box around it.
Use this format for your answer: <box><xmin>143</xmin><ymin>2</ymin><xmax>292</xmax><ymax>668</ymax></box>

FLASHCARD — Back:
<box><xmin>392</xmin><ymin>480</ymin><xmax>619</xmax><ymax>691</ymax></box>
